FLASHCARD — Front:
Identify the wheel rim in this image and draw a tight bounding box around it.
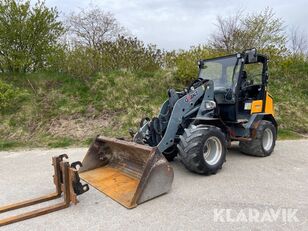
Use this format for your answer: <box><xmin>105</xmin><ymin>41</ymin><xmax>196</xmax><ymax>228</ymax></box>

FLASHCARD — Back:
<box><xmin>203</xmin><ymin>136</ymin><xmax>222</xmax><ymax>165</ymax></box>
<box><xmin>262</xmin><ymin>128</ymin><xmax>273</xmax><ymax>151</ymax></box>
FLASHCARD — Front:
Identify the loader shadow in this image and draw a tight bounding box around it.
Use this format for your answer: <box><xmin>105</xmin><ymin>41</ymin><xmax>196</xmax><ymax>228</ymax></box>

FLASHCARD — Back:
<box><xmin>227</xmin><ymin>143</ymin><xmax>273</xmax><ymax>159</ymax></box>
<box><xmin>170</xmin><ymin>157</ymin><xmax>228</xmax><ymax>177</ymax></box>
<box><xmin>227</xmin><ymin>144</ymin><xmax>245</xmax><ymax>157</ymax></box>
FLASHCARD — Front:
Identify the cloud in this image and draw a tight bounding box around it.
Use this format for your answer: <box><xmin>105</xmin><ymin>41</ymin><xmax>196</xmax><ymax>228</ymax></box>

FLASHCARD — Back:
<box><xmin>43</xmin><ymin>0</ymin><xmax>308</xmax><ymax>50</ymax></box>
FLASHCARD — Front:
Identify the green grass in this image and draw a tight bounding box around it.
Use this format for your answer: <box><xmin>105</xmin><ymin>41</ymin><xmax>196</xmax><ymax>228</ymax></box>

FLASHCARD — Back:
<box><xmin>47</xmin><ymin>137</ymin><xmax>75</xmax><ymax>148</ymax></box>
<box><xmin>277</xmin><ymin>129</ymin><xmax>304</xmax><ymax>140</ymax></box>
<box><xmin>0</xmin><ymin>70</ymin><xmax>183</xmax><ymax>150</ymax></box>
<box><xmin>81</xmin><ymin>137</ymin><xmax>95</xmax><ymax>146</ymax></box>
<box><xmin>269</xmin><ymin>60</ymin><xmax>308</xmax><ymax>134</ymax></box>
<box><xmin>0</xmin><ymin>140</ymin><xmax>24</xmax><ymax>150</ymax></box>
<box><xmin>0</xmin><ymin>65</ymin><xmax>307</xmax><ymax>151</ymax></box>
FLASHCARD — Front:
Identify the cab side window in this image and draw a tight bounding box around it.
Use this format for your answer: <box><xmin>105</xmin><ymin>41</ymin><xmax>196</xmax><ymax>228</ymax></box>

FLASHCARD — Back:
<box><xmin>243</xmin><ymin>62</ymin><xmax>263</xmax><ymax>86</ymax></box>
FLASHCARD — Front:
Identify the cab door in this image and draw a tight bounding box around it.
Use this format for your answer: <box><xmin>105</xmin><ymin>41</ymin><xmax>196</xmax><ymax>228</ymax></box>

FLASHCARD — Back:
<box><xmin>237</xmin><ymin>60</ymin><xmax>266</xmax><ymax>119</ymax></box>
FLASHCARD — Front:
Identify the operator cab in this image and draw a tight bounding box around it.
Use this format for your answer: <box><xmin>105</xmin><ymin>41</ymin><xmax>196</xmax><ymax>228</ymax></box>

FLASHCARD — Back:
<box><xmin>198</xmin><ymin>49</ymin><xmax>269</xmax><ymax>122</ymax></box>
<box><xmin>198</xmin><ymin>54</ymin><xmax>240</xmax><ymax>105</ymax></box>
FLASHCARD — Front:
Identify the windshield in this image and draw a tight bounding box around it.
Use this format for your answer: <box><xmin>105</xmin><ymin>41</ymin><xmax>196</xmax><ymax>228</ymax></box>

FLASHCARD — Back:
<box><xmin>198</xmin><ymin>55</ymin><xmax>240</xmax><ymax>90</ymax></box>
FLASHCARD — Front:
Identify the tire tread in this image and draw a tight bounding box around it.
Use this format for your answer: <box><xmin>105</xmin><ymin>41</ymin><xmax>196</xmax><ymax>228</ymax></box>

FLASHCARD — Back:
<box><xmin>239</xmin><ymin>120</ymin><xmax>276</xmax><ymax>157</ymax></box>
<box><xmin>177</xmin><ymin>125</ymin><xmax>226</xmax><ymax>175</ymax></box>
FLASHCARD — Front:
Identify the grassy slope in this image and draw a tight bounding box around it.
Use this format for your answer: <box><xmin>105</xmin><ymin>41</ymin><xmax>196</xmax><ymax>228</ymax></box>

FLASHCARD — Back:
<box><xmin>0</xmin><ymin>70</ymin><xmax>182</xmax><ymax>149</ymax></box>
<box><xmin>269</xmin><ymin>60</ymin><xmax>308</xmax><ymax>138</ymax></box>
<box><xmin>0</xmin><ymin>66</ymin><xmax>307</xmax><ymax>150</ymax></box>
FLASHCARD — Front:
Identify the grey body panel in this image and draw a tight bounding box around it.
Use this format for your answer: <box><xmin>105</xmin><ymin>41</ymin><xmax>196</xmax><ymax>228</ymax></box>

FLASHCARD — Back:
<box><xmin>156</xmin><ymin>84</ymin><xmax>206</xmax><ymax>152</ymax></box>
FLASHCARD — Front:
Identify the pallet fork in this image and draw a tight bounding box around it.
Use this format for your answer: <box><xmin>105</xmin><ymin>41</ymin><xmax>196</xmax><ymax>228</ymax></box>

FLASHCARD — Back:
<box><xmin>0</xmin><ymin>154</ymin><xmax>89</xmax><ymax>227</ymax></box>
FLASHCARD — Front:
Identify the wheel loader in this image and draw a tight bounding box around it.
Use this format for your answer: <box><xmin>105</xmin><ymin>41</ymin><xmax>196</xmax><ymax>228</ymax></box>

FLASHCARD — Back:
<box><xmin>78</xmin><ymin>48</ymin><xmax>277</xmax><ymax>208</ymax></box>
<box><xmin>0</xmin><ymin>49</ymin><xmax>278</xmax><ymax>226</ymax></box>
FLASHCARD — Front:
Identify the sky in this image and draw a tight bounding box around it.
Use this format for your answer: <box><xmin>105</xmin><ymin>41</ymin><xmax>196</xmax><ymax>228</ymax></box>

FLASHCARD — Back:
<box><xmin>44</xmin><ymin>0</ymin><xmax>308</xmax><ymax>50</ymax></box>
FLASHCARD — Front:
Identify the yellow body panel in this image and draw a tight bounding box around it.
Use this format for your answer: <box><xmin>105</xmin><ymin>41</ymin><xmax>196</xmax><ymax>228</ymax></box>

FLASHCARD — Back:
<box><xmin>265</xmin><ymin>92</ymin><xmax>274</xmax><ymax>115</ymax></box>
<box><xmin>251</xmin><ymin>100</ymin><xmax>263</xmax><ymax>114</ymax></box>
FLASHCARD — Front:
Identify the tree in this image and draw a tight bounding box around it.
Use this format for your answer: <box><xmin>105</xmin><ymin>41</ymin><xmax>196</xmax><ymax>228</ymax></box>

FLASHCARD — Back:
<box><xmin>0</xmin><ymin>0</ymin><xmax>64</xmax><ymax>72</ymax></box>
<box><xmin>209</xmin><ymin>10</ymin><xmax>243</xmax><ymax>53</ymax></box>
<box><xmin>100</xmin><ymin>36</ymin><xmax>162</xmax><ymax>72</ymax></box>
<box><xmin>289</xmin><ymin>26</ymin><xmax>308</xmax><ymax>57</ymax></box>
<box><xmin>67</xmin><ymin>7</ymin><xmax>125</xmax><ymax>50</ymax></box>
<box><xmin>61</xmin><ymin>36</ymin><xmax>162</xmax><ymax>78</ymax></box>
<box><xmin>209</xmin><ymin>8</ymin><xmax>287</xmax><ymax>55</ymax></box>
<box><xmin>63</xmin><ymin>7</ymin><xmax>162</xmax><ymax>77</ymax></box>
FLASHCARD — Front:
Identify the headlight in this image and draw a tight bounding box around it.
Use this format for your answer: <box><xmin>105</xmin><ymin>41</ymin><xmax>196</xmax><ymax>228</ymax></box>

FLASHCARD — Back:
<box><xmin>204</xmin><ymin>100</ymin><xmax>216</xmax><ymax>110</ymax></box>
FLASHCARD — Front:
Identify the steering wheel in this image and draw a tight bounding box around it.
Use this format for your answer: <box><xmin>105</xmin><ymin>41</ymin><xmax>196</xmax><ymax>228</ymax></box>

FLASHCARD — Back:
<box><xmin>185</xmin><ymin>78</ymin><xmax>207</xmax><ymax>93</ymax></box>
<box><xmin>241</xmin><ymin>84</ymin><xmax>262</xmax><ymax>92</ymax></box>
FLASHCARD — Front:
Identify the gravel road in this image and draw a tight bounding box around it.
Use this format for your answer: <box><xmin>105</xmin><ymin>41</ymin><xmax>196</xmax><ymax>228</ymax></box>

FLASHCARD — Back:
<box><xmin>0</xmin><ymin>140</ymin><xmax>307</xmax><ymax>230</ymax></box>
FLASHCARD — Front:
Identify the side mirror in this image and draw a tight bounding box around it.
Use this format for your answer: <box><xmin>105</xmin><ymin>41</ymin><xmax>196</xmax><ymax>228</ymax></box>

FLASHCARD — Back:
<box><xmin>245</xmin><ymin>48</ymin><xmax>257</xmax><ymax>63</ymax></box>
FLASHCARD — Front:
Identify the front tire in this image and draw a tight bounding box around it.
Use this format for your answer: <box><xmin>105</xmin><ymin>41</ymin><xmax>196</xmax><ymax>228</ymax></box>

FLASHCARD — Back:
<box><xmin>239</xmin><ymin>120</ymin><xmax>276</xmax><ymax>157</ymax></box>
<box><xmin>177</xmin><ymin>125</ymin><xmax>226</xmax><ymax>175</ymax></box>
<box><xmin>163</xmin><ymin>145</ymin><xmax>178</xmax><ymax>161</ymax></box>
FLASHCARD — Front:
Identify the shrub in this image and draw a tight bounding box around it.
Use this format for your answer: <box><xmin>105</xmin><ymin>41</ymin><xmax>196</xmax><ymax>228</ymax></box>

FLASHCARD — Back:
<box><xmin>59</xmin><ymin>36</ymin><xmax>163</xmax><ymax>79</ymax></box>
<box><xmin>0</xmin><ymin>80</ymin><xmax>29</xmax><ymax>113</ymax></box>
<box><xmin>0</xmin><ymin>0</ymin><xmax>64</xmax><ymax>72</ymax></box>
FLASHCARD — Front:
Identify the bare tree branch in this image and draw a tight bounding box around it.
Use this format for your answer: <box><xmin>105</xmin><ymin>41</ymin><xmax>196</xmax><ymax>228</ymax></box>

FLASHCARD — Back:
<box><xmin>209</xmin><ymin>8</ymin><xmax>287</xmax><ymax>54</ymax></box>
<box><xmin>66</xmin><ymin>7</ymin><xmax>126</xmax><ymax>51</ymax></box>
<box><xmin>289</xmin><ymin>26</ymin><xmax>308</xmax><ymax>56</ymax></box>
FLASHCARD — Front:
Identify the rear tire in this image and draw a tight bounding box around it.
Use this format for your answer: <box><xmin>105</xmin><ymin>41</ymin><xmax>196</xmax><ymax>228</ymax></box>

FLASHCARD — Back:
<box><xmin>239</xmin><ymin>120</ymin><xmax>276</xmax><ymax>157</ymax></box>
<box><xmin>177</xmin><ymin>125</ymin><xmax>226</xmax><ymax>175</ymax></box>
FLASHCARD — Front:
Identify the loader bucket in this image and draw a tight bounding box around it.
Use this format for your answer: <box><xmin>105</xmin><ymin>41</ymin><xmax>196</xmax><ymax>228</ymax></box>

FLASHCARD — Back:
<box><xmin>78</xmin><ymin>136</ymin><xmax>174</xmax><ymax>208</ymax></box>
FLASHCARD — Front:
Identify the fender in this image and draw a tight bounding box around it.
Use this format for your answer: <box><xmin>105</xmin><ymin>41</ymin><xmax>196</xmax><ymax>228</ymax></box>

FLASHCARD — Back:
<box><xmin>244</xmin><ymin>113</ymin><xmax>278</xmax><ymax>132</ymax></box>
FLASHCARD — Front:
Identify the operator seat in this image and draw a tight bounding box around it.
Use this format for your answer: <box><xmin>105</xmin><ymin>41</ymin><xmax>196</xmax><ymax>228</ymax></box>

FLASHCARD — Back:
<box><xmin>241</xmin><ymin>71</ymin><xmax>248</xmax><ymax>89</ymax></box>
